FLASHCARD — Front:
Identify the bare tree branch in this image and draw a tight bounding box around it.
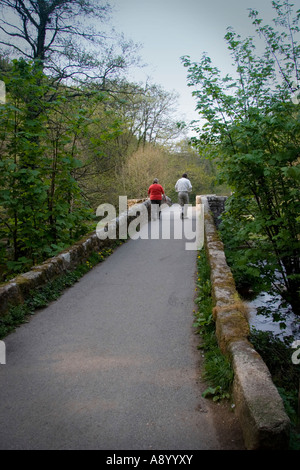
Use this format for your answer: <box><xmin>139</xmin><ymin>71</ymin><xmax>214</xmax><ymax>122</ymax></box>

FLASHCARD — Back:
<box><xmin>0</xmin><ymin>0</ymin><xmax>113</xmax><ymax>73</ymax></box>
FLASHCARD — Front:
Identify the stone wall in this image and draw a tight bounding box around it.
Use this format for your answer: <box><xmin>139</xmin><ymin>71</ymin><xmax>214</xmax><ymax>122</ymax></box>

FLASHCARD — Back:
<box><xmin>205</xmin><ymin>194</ymin><xmax>228</xmax><ymax>228</ymax></box>
<box><xmin>0</xmin><ymin>199</ymin><xmax>151</xmax><ymax>317</ymax></box>
<box><xmin>199</xmin><ymin>195</ymin><xmax>290</xmax><ymax>450</ymax></box>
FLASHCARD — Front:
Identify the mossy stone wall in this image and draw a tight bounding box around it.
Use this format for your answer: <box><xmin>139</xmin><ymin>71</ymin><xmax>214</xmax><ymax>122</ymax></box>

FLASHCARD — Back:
<box><xmin>199</xmin><ymin>195</ymin><xmax>290</xmax><ymax>450</ymax></box>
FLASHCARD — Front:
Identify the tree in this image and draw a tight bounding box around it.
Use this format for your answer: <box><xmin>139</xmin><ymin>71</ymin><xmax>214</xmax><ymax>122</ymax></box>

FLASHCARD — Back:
<box><xmin>112</xmin><ymin>80</ymin><xmax>187</xmax><ymax>149</ymax></box>
<box><xmin>182</xmin><ymin>0</ymin><xmax>300</xmax><ymax>313</ymax></box>
<box><xmin>0</xmin><ymin>0</ymin><xmax>139</xmax><ymax>84</ymax></box>
<box><xmin>119</xmin><ymin>139</ymin><xmax>220</xmax><ymax>203</ymax></box>
<box><xmin>0</xmin><ymin>59</ymin><xmax>94</xmax><ymax>277</ymax></box>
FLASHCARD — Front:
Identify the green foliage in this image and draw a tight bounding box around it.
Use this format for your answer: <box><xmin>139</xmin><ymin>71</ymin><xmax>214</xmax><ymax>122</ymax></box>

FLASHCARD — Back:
<box><xmin>278</xmin><ymin>387</ymin><xmax>300</xmax><ymax>450</ymax></box>
<box><xmin>194</xmin><ymin>251</ymin><xmax>214</xmax><ymax>332</ymax></box>
<box><xmin>219</xmin><ymin>196</ymin><xmax>282</xmax><ymax>295</ymax></box>
<box><xmin>201</xmin><ymin>347</ymin><xmax>234</xmax><ymax>402</ymax></box>
<box><xmin>182</xmin><ymin>1</ymin><xmax>300</xmax><ymax>314</ymax></box>
<box><xmin>250</xmin><ymin>329</ymin><xmax>299</xmax><ymax>391</ymax></box>
<box><xmin>194</xmin><ymin>250</ymin><xmax>234</xmax><ymax>402</ymax></box>
<box><xmin>0</xmin><ymin>59</ymin><xmax>101</xmax><ymax>279</ymax></box>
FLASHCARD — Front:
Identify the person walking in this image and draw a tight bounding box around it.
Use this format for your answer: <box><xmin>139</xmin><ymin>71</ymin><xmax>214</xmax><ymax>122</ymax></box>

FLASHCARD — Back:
<box><xmin>175</xmin><ymin>173</ymin><xmax>192</xmax><ymax>218</ymax></box>
<box><xmin>148</xmin><ymin>178</ymin><xmax>165</xmax><ymax>220</ymax></box>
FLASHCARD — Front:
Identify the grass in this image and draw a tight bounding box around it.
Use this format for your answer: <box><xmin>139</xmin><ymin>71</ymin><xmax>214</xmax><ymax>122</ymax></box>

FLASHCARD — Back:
<box><xmin>0</xmin><ymin>243</ymin><xmax>123</xmax><ymax>339</ymax></box>
<box><xmin>194</xmin><ymin>249</ymin><xmax>234</xmax><ymax>402</ymax></box>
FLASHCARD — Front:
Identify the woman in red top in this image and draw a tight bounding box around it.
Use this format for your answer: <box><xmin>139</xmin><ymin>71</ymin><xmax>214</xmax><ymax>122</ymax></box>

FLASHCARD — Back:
<box><xmin>148</xmin><ymin>178</ymin><xmax>165</xmax><ymax>220</ymax></box>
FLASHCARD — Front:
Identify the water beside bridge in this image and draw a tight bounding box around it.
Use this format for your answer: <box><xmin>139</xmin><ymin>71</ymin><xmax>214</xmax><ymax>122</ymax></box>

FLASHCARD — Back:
<box><xmin>246</xmin><ymin>291</ymin><xmax>300</xmax><ymax>340</ymax></box>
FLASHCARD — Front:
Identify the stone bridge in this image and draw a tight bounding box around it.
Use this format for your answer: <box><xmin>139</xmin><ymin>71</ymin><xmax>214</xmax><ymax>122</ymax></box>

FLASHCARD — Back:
<box><xmin>0</xmin><ymin>196</ymin><xmax>290</xmax><ymax>450</ymax></box>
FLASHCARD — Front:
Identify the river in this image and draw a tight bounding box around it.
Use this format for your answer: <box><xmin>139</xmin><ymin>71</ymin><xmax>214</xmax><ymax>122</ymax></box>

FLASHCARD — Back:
<box><xmin>245</xmin><ymin>291</ymin><xmax>300</xmax><ymax>340</ymax></box>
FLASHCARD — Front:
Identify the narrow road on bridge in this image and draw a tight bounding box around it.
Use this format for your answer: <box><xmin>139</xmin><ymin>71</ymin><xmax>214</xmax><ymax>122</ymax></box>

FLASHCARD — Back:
<box><xmin>0</xmin><ymin>206</ymin><xmax>244</xmax><ymax>450</ymax></box>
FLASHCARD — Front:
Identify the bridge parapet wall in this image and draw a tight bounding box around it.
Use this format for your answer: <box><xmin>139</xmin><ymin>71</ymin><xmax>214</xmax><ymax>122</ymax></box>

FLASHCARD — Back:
<box><xmin>198</xmin><ymin>195</ymin><xmax>290</xmax><ymax>450</ymax></box>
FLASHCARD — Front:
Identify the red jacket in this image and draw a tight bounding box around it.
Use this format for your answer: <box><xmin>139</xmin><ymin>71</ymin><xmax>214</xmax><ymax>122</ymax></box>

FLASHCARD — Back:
<box><xmin>148</xmin><ymin>183</ymin><xmax>165</xmax><ymax>200</ymax></box>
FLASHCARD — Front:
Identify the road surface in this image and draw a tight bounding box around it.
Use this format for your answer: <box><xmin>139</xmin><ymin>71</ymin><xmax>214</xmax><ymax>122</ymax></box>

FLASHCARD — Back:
<box><xmin>0</xmin><ymin>206</ymin><xmax>244</xmax><ymax>450</ymax></box>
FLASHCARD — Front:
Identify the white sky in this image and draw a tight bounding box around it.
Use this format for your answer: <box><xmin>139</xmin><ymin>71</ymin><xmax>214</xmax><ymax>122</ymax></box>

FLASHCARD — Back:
<box><xmin>110</xmin><ymin>0</ymin><xmax>278</xmax><ymax>127</ymax></box>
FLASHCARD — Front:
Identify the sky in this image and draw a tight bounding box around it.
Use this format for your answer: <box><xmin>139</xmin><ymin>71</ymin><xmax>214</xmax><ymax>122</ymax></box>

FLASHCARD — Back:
<box><xmin>109</xmin><ymin>0</ymin><xmax>277</xmax><ymax>130</ymax></box>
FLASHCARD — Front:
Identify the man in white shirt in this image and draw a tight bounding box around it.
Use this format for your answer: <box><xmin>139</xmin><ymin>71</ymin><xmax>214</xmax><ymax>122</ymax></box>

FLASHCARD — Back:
<box><xmin>175</xmin><ymin>173</ymin><xmax>192</xmax><ymax>218</ymax></box>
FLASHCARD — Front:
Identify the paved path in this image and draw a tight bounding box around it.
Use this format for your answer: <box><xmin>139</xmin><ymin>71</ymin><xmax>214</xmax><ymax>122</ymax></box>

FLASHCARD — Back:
<box><xmin>0</xmin><ymin>206</ymin><xmax>244</xmax><ymax>450</ymax></box>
